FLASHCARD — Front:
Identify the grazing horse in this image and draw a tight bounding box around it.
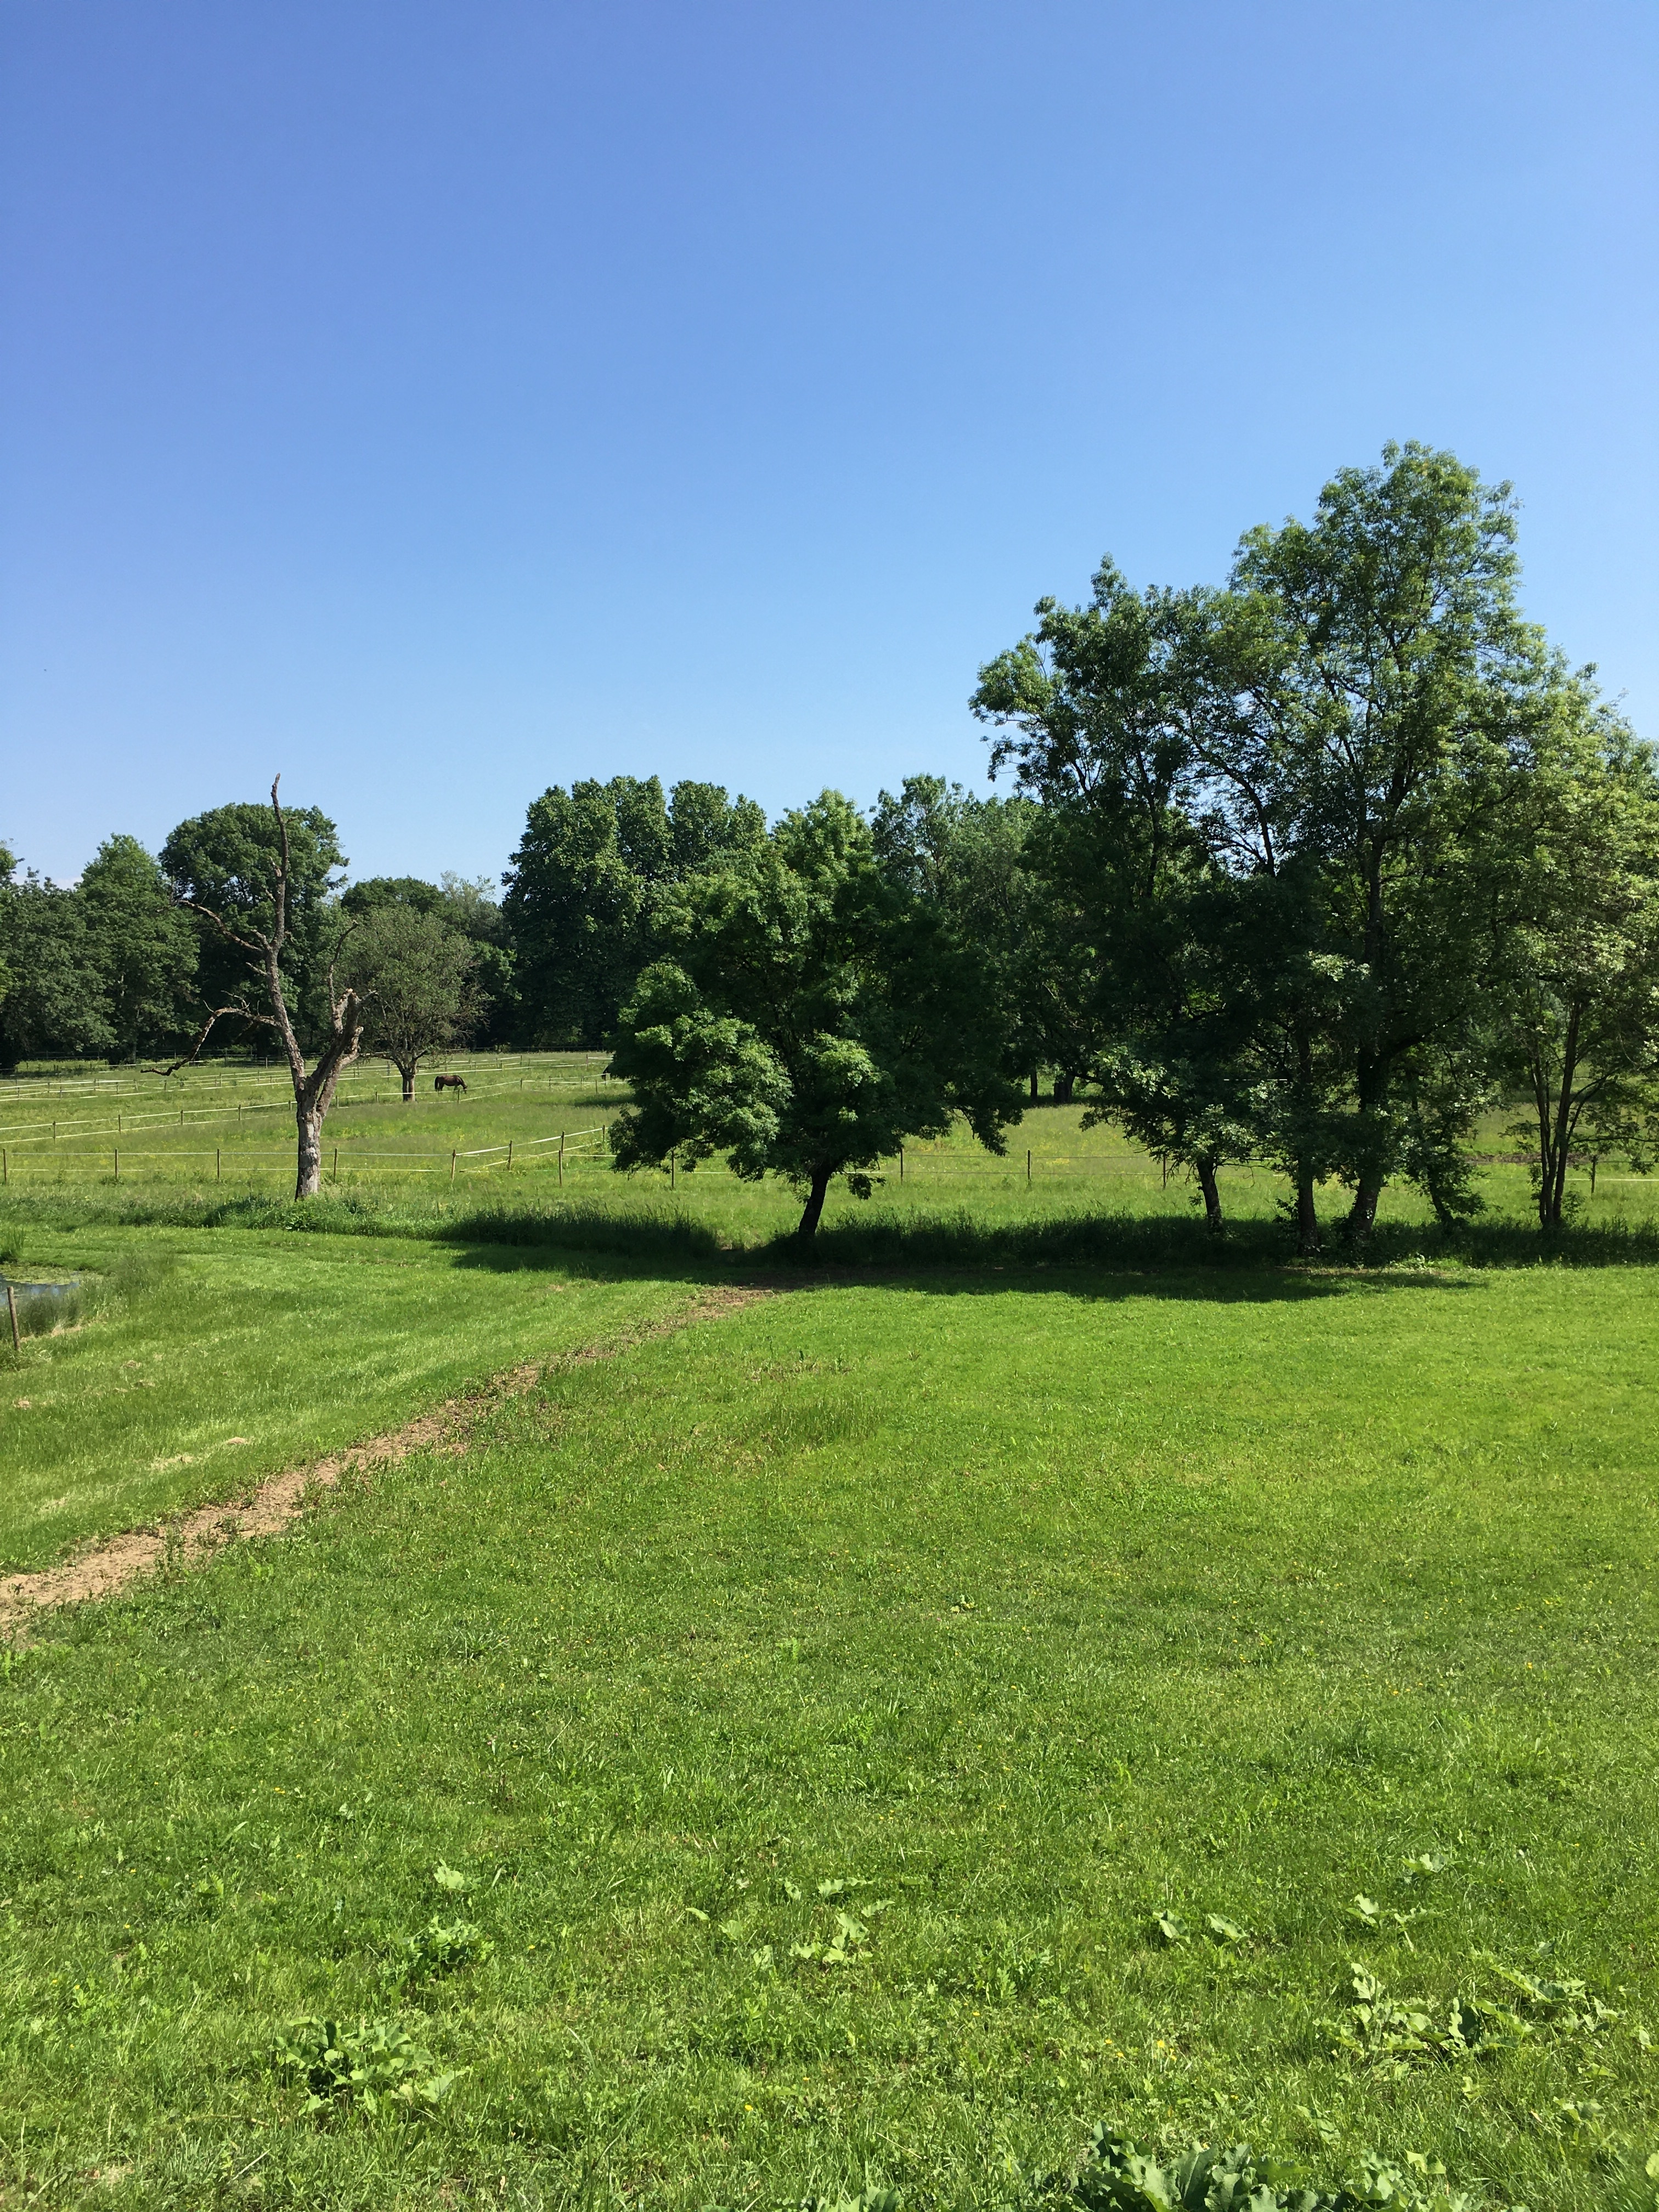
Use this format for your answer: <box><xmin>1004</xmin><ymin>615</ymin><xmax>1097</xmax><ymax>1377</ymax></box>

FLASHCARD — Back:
<box><xmin>433</xmin><ymin>1073</ymin><xmax>467</xmax><ymax>1094</ymax></box>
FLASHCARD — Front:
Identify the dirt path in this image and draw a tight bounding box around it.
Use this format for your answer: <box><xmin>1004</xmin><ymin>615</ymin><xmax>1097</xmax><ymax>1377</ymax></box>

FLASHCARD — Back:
<box><xmin>0</xmin><ymin>1283</ymin><xmax>773</xmax><ymax>1639</ymax></box>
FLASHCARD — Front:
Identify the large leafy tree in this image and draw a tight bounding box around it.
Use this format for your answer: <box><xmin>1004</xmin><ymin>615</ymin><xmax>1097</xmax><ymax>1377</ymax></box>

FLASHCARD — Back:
<box><xmin>1217</xmin><ymin>442</ymin><xmax>1544</xmax><ymax>1241</ymax></box>
<box><xmin>503</xmin><ymin>776</ymin><xmax>764</xmax><ymax>1047</ymax></box>
<box><xmin>974</xmin><ymin>448</ymin><xmax>1554</xmax><ymax>1250</ymax></box>
<box><xmin>341</xmin><ymin>905</ymin><xmax>482</xmax><ymax>1099</ymax></box>
<box><xmin>1487</xmin><ymin>685</ymin><xmax>1659</xmax><ymax>1225</ymax></box>
<box><xmin>0</xmin><ymin>861</ymin><xmax>114</xmax><ymax>1070</ymax></box>
<box><xmin>161</xmin><ymin>798</ymin><xmax>346</xmax><ymax>1048</ymax></box>
<box><xmin>78</xmin><ymin>835</ymin><xmax>198</xmax><ymax>1062</ymax></box>
<box><xmin>342</xmin><ymin>873</ymin><xmax>514</xmax><ymax>1046</ymax></box>
<box><xmin>972</xmin><ymin>561</ymin><xmax>1256</xmax><ymax>1231</ymax></box>
<box><xmin>609</xmin><ymin>792</ymin><xmax>1023</xmax><ymax>1238</ymax></box>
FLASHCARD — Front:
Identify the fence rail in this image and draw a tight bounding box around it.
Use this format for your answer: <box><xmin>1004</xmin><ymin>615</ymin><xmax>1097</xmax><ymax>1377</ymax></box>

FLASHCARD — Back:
<box><xmin>0</xmin><ymin>1075</ymin><xmax>618</xmax><ymax>1145</ymax></box>
<box><xmin>0</xmin><ymin>1053</ymin><xmax>618</xmax><ymax>1110</ymax></box>
<box><xmin>0</xmin><ymin>1125</ymin><xmax>610</xmax><ymax>1186</ymax></box>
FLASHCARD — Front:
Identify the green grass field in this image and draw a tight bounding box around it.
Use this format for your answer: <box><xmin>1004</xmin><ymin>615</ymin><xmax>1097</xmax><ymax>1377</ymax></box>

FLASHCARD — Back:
<box><xmin>5</xmin><ymin>1049</ymin><xmax>1656</xmax><ymax>1239</ymax></box>
<box><xmin>1</xmin><ymin>1073</ymin><xmax>1657</xmax><ymax>2211</ymax></box>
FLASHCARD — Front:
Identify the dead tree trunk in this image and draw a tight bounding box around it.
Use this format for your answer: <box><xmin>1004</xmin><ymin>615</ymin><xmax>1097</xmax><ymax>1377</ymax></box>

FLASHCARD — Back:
<box><xmin>167</xmin><ymin>778</ymin><xmax>362</xmax><ymax>1198</ymax></box>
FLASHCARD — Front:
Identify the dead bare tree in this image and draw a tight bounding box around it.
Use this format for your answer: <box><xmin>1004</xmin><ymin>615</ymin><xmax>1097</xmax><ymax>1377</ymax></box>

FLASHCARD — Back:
<box><xmin>167</xmin><ymin>779</ymin><xmax>363</xmax><ymax>1198</ymax></box>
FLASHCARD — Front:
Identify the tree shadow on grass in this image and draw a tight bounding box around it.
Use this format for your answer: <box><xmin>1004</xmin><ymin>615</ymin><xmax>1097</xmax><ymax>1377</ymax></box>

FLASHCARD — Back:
<box><xmin>7</xmin><ymin>1186</ymin><xmax>1654</xmax><ymax>1304</ymax></box>
<box><xmin>439</xmin><ymin>1201</ymin><xmax>1495</xmax><ymax>1307</ymax></box>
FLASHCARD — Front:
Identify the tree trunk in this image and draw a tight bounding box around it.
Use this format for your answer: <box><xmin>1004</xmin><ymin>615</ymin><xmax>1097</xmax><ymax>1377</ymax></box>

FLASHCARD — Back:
<box><xmin>397</xmin><ymin>1059</ymin><xmax>416</xmax><ymax>1102</ymax></box>
<box><xmin>296</xmin><ymin>1108</ymin><xmax>324</xmax><ymax>1199</ymax></box>
<box><xmin>1296</xmin><ymin>1173</ymin><xmax>1319</xmax><ymax>1257</ymax></box>
<box><xmin>1536</xmin><ymin>1005</ymin><xmax>1582</xmax><ymax>1229</ymax></box>
<box><xmin>1053</xmin><ymin>1070</ymin><xmax>1076</xmax><ymax>1104</ymax></box>
<box><xmin>1195</xmin><ymin>1156</ymin><xmax>1223</xmax><ymax>1237</ymax></box>
<box><xmin>1029</xmin><ymin>1070</ymin><xmax>1039</xmax><ymax>1103</ymax></box>
<box><xmin>1346</xmin><ymin>1180</ymin><xmax>1381</xmax><ymax>1247</ymax></box>
<box><xmin>796</xmin><ymin>1163</ymin><xmax>835</xmax><ymax>1240</ymax></box>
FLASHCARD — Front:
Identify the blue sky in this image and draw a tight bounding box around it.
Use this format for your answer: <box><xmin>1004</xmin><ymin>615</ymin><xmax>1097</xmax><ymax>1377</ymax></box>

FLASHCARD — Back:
<box><xmin>3</xmin><ymin>0</ymin><xmax>1655</xmax><ymax>885</ymax></box>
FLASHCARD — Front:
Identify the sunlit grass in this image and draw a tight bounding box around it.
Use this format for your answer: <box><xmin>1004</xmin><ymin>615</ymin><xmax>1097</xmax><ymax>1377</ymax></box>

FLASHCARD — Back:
<box><xmin>1</xmin><ymin>1259</ymin><xmax>1656</xmax><ymax>2208</ymax></box>
<box><xmin>0</xmin><ymin>1228</ymin><xmax>693</xmax><ymax>1570</ymax></box>
<box><xmin>2</xmin><ymin>1071</ymin><xmax>1658</xmax><ymax>2208</ymax></box>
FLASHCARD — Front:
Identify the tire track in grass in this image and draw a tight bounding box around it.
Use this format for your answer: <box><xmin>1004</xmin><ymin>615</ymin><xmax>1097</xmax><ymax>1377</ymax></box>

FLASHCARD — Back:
<box><xmin>0</xmin><ymin>1283</ymin><xmax>776</xmax><ymax>1637</ymax></box>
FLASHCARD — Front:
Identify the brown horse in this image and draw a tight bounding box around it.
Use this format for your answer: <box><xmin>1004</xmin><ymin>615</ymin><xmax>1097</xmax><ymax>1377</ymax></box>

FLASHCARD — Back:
<box><xmin>433</xmin><ymin>1073</ymin><xmax>467</xmax><ymax>1093</ymax></box>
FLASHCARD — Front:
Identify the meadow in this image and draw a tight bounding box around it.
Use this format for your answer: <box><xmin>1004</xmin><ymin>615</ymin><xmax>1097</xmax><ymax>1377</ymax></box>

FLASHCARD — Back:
<box><xmin>1</xmin><ymin>1065</ymin><xmax>1657</xmax><ymax>2211</ymax></box>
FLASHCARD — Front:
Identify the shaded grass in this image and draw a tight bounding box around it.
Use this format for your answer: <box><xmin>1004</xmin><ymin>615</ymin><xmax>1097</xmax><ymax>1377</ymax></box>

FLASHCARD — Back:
<box><xmin>1</xmin><ymin>1265</ymin><xmax>1657</xmax><ymax>2208</ymax></box>
<box><xmin>8</xmin><ymin>1180</ymin><xmax>1659</xmax><ymax>1276</ymax></box>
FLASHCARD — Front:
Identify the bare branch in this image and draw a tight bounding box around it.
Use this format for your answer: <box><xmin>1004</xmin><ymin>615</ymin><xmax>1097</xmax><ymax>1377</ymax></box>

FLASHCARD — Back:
<box><xmin>176</xmin><ymin>896</ymin><xmax>269</xmax><ymax>955</ymax></box>
<box><xmin>159</xmin><ymin>1004</ymin><xmax>275</xmax><ymax>1077</ymax></box>
<box><xmin>269</xmin><ymin>777</ymin><xmax>290</xmax><ymax>959</ymax></box>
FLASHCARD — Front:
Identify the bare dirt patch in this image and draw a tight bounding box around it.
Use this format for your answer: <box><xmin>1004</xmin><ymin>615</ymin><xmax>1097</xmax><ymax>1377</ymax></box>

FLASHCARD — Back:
<box><xmin>0</xmin><ymin>1283</ymin><xmax>774</xmax><ymax>1638</ymax></box>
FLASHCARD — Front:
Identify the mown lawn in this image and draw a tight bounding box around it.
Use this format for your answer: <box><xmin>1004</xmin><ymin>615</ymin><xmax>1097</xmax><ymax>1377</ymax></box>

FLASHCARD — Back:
<box><xmin>1</xmin><ymin>1249</ymin><xmax>1656</xmax><ymax>2210</ymax></box>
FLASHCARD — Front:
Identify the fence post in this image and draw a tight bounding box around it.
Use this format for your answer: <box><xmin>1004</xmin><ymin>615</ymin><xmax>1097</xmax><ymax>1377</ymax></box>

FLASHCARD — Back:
<box><xmin>1</xmin><ymin>1147</ymin><xmax>6</xmax><ymax>1186</ymax></box>
<box><xmin>1027</xmin><ymin>1148</ymin><xmax>1032</xmax><ymax>1186</ymax></box>
<box><xmin>332</xmin><ymin>1146</ymin><xmax>339</xmax><ymax>1181</ymax></box>
<box><xmin>899</xmin><ymin>1147</ymin><xmax>904</xmax><ymax>1183</ymax></box>
<box><xmin>7</xmin><ymin>1283</ymin><xmax>18</xmax><ymax>1355</ymax></box>
<box><xmin>114</xmin><ymin>1148</ymin><xmax>120</xmax><ymax>1183</ymax></box>
<box><xmin>449</xmin><ymin>1150</ymin><xmax>458</xmax><ymax>1185</ymax></box>
<box><xmin>217</xmin><ymin>1147</ymin><xmax>222</xmax><ymax>1182</ymax></box>
<box><xmin>506</xmin><ymin>1140</ymin><xmax>514</xmax><ymax>1170</ymax></box>
<box><xmin>670</xmin><ymin>1147</ymin><xmax>676</xmax><ymax>1190</ymax></box>
<box><xmin>558</xmin><ymin>1132</ymin><xmax>565</xmax><ymax>1186</ymax></box>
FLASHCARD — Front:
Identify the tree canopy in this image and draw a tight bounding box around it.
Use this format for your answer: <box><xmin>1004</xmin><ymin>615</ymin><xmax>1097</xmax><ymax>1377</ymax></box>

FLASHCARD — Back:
<box><xmin>342</xmin><ymin>904</ymin><xmax>483</xmax><ymax>1098</ymax></box>
<box><xmin>503</xmin><ymin>776</ymin><xmax>764</xmax><ymax>1047</ymax></box>
<box><xmin>970</xmin><ymin>442</ymin><xmax>1611</xmax><ymax>1248</ymax></box>
<box><xmin>9</xmin><ymin>442</ymin><xmax>1656</xmax><ymax>1241</ymax></box>
<box><xmin>161</xmin><ymin>799</ymin><xmax>346</xmax><ymax>1047</ymax></box>
<box><xmin>609</xmin><ymin>792</ymin><xmax>1023</xmax><ymax>1237</ymax></box>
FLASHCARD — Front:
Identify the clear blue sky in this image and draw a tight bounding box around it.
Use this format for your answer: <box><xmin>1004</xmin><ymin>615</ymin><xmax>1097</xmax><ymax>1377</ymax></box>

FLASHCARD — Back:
<box><xmin>3</xmin><ymin>0</ymin><xmax>1655</xmax><ymax>886</ymax></box>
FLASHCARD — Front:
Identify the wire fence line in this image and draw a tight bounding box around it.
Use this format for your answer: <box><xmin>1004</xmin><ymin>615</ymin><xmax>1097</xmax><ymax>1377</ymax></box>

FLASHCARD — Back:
<box><xmin>0</xmin><ymin>1052</ymin><xmax>618</xmax><ymax>1106</ymax></box>
<box><xmin>0</xmin><ymin>1125</ymin><xmax>612</xmax><ymax>1187</ymax></box>
<box><xmin>0</xmin><ymin>1075</ymin><xmax>619</xmax><ymax>1146</ymax></box>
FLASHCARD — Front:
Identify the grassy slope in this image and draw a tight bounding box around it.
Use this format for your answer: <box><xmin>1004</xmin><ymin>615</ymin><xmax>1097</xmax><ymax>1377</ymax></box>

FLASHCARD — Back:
<box><xmin>0</xmin><ymin>1228</ymin><xmax>696</xmax><ymax>1570</ymax></box>
<box><xmin>1</xmin><ymin>1259</ymin><xmax>1656</xmax><ymax>2209</ymax></box>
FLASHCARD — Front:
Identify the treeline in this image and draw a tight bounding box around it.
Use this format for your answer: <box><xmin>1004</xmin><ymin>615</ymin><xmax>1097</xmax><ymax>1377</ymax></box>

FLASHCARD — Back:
<box><xmin>4</xmin><ymin>445</ymin><xmax>1656</xmax><ymax>1240</ymax></box>
<box><xmin>511</xmin><ymin>444</ymin><xmax>1659</xmax><ymax>1243</ymax></box>
<box><xmin>0</xmin><ymin>805</ymin><xmax>512</xmax><ymax>1081</ymax></box>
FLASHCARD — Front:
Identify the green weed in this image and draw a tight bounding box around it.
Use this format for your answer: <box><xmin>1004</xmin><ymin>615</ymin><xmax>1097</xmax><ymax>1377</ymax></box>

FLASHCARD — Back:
<box><xmin>272</xmin><ymin>2013</ymin><xmax>460</xmax><ymax>2118</ymax></box>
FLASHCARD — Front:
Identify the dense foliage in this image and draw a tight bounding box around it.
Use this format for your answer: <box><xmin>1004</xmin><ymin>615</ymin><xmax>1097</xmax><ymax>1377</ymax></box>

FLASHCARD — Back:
<box><xmin>502</xmin><ymin>775</ymin><xmax>765</xmax><ymax>1047</ymax></box>
<box><xmin>608</xmin><ymin>791</ymin><xmax>1022</xmax><ymax>1235</ymax></box>
<box><xmin>971</xmin><ymin>444</ymin><xmax>1659</xmax><ymax>1244</ymax></box>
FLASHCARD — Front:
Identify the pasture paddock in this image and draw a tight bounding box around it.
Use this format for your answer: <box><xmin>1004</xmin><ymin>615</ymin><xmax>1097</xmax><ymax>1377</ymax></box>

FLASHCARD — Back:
<box><xmin>0</xmin><ymin>1098</ymin><xmax>1656</xmax><ymax>2210</ymax></box>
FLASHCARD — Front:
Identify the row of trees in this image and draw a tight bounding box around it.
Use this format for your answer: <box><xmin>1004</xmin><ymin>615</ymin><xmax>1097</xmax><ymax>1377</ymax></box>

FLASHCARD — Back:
<box><xmin>598</xmin><ymin>445</ymin><xmax>1659</xmax><ymax>1240</ymax></box>
<box><xmin>3</xmin><ymin>445</ymin><xmax>1655</xmax><ymax>1231</ymax></box>
<box><xmin>0</xmin><ymin>809</ymin><xmax>509</xmax><ymax>1080</ymax></box>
